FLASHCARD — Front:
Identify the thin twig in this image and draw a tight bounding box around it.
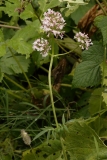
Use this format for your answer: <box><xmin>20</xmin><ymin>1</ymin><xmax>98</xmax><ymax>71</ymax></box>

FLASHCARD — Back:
<box><xmin>0</xmin><ymin>24</ymin><xmax>21</xmax><ymax>30</ymax></box>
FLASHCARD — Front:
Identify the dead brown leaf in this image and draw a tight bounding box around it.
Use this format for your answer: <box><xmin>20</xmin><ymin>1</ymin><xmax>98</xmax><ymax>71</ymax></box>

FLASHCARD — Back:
<box><xmin>52</xmin><ymin>58</ymin><xmax>67</xmax><ymax>92</ymax></box>
<box><xmin>78</xmin><ymin>3</ymin><xmax>107</xmax><ymax>36</ymax></box>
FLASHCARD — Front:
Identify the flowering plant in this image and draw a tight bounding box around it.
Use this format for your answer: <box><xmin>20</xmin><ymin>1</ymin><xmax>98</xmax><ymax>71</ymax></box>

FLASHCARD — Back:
<box><xmin>41</xmin><ymin>9</ymin><xmax>66</xmax><ymax>39</ymax></box>
<box><xmin>33</xmin><ymin>38</ymin><xmax>51</xmax><ymax>57</ymax></box>
<box><xmin>74</xmin><ymin>32</ymin><xmax>93</xmax><ymax>50</ymax></box>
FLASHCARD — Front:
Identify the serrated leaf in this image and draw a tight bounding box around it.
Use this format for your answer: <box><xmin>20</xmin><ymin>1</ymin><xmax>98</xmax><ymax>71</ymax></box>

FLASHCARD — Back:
<box><xmin>39</xmin><ymin>0</ymin><xmax>60</xmax><ymax>13</ymax></box>
<box><xmin>96</xmin><ymin>16</ymin><xmax>107</xmax><ymax>45</ymax></box>
<box><xmin>72</xmin><ymin>61</ymin><xmax>101</xmax><ymax>87</ymax></box>
<box><xmin>0</xmin><ymin>53</ymin><xmax>30</xmax><ymax>75</ymax></box>
<box><xmin>82</xmin><ymin>44</ymin><xmax>104</xmax><ymax>64</ymax></box>
<box><xmin>0</xmin><ymin>0</ymin><xmax>20</xmax><ymax>17</ymax></box>
<box><xmin>22</xmin><ymin>139</ymin><xmax>62</xmax><ymax>160</ymax></box>
<box><xmin>65</xmin><ymin>120</ymin><xmax>107</xmax><ymax>160</ymax></box>
<box><xmin>94</xmin><ymin>15</ymin><xmax>104</xmax><ymax>27</ymax></box>
<box><xmin>100</xmin><ymin>62</ymin><xmax>107</xmax><ymax>86</ymax></box>
<box><xmin>102</xmin><ymin>88</ymin><xmax>107</xmax><ymax>105</ymax></box>
<box><xmin>7</xmin><ymin>20</ymin><xmax>40</xmax><ymax>58</ymax></box>
<box><xmin>20</xmin><ymin>4</ymin><xmax>35</xmax><ymax>20</ymax></box>
<box><xmin>44</xmin><ymin>0</ymin><xmax>60</xmax><ymax>11</ymax></box>
<box><xmin>72</xmin><ymin>44</ymin><xmax>104</xmax><ymax>88</ymax></box>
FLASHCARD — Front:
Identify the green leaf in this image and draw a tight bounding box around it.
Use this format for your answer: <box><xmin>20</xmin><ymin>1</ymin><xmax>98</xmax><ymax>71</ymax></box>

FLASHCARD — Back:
<box><xmin>0</xmin><ymin>52</ymin><xmax>30</xmax><ymax>75</ymax></box>
<box><xmin>82</xmin><ymin>44</ymin><xmax>104</xmax><ymax>64</ymax></box>
<box><xmin>22</xmin><ymin>139</ymin><xmax>62</xmax><ymax>160</ymax></box>
<box><xmin>96</xmin><ymin>16</ymin><xmax>107</xmax><ymax>45</ymax></box>
<box><xmin>0</xmin><ymin>0</ymin><xmax>20</xmax><ymax>17</ymax></box>
<box><xmin>101</xmin><ymin>62</ymin><xmax>107</xmax><ymax>86</ymax></box>
<box><xmin>39</xmin><ymin>0</ymin><xmax>60</xmax><ymax>13</ymax></box>
<box><xmin>70</xmin><ymin>0</ymin><xmax>95</xmax><ymax>24</ymax></box>
<box><xmin>7</xmin><ymin>20</ymin><xmax>40</xmax><ymax>58</ymax></box>
<box><xmin>0</xmin><ymin>29</ymin><xmax>6</xmax><ymax>57</ymax></box>
<box><xmin>0</xmin><ymin>69</ymin><xmax>4</xmax><ymax>82</ymax></box>
<box><xmin>20</xmin><ymin>4</ymin><xmax>35</xmax><ymax>20</ymax></box>
<box><xmin>72</xmin><ymin>44</ymin><xmax>104</xmax><ymax>88</ymax></box>
<box><xmin>88</xmin><ymin>88</ymin><xmax>102</xmax><ymax>115</ymax></box>
<box><xmin>65</xmin><ymin>120</ymin><xmax>107</xmax><ymax>160</ymax></box>
<box><xmin>44</xmin><ymin>0</ymin><xmax>60</xmax><ymax>11</ymax></box>
<box><xmin>72</xmin><ymin>61</ymin><xmax>101</xmax><ymax>87</ymax></box>
<box><xmin>0</xmin><ymin>155</ymin><xmax>12</xmax><ymax>160</ymax></box>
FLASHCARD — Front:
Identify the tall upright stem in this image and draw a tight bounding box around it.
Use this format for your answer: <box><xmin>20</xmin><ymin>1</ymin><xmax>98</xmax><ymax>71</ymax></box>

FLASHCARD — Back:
<box><xmin>48</xmin><ymin>37</ymin><xmax>59</xmax><ymax>128</ymax></box>
<box><xmin>48</xmin><ymin>54</ymin><xmax>58</xmax><ymax>128</ymax></box>
<box><xmin>48</xmin><ymin>38</ymin><xmax>67</xmax><ymax>160</ymax></box>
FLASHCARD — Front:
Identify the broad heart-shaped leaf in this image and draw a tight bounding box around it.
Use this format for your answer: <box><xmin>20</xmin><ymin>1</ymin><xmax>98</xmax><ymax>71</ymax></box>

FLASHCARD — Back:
<box><xmin>82</xmin><ymin>44</ymin><xmax>104</xmax><ymax>64</ymax></box>
<box><xmin>72</xmin><ymin>43</ymin><xmax>104</xmax><ymax>88</ymax></box>
<box><xmin>72</xmin><ymin>61</ymin><xmax>101</xmax><ymax>87</ymax></box>
<box><xmin>96</xmin><ymin>16</ymin><xmax>107</xmax><ymax>45</ymax></box>
<box><xmin>7</xmin><ymin>20</ymin><xmax>40</xmax><ymax>58</ymax></box>
<box><xmin>65</xmin><ymin>120</ymin><xmax>107</xmax><ymax>160</ymax></box>
<box><xmin>0</xmin><ymin>52</ymin><xmax>30</xmax><ymax>75</ymax></box>
<box><xmin>22</xmin><ymin>139</ymin><xmax>62</xmax><ymax>160</ymax></box>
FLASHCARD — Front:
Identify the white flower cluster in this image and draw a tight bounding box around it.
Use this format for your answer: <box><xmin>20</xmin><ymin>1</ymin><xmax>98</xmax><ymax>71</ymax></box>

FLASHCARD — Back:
<box><xmin>33</xmin><ymin>38</ymin><xmax>51</xmax><ymax>57</ymax></box>
<box><xmin>33</xmin><ymin>9</ymin><xmax>65</xmax><ymax>57</ymax></box>
<box><xmin>74</xmin><ymin>32</ymin><xmax>93</xmax><ymax>50</ymax></box>
<box><xmin>41</xmin><ymin>9</ymin><xmax>66</xmax><ymax>39</ymax></box>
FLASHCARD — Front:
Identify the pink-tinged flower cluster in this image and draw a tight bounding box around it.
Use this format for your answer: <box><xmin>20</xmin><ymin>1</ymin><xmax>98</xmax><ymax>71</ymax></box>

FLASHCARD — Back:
<box><xmin>74</xmin><ymin>32</ymin><xmax>93</xmax><ymax>50</ymax></box>
<box><xmin>41</xmin><ymin>9</ymin><xmax>66</xmax><ymax>39</ymax></box>
<box><xmin>33</xmin><ymin>38</ymin><xmax>51</xmax><ymax>57</ymax></box>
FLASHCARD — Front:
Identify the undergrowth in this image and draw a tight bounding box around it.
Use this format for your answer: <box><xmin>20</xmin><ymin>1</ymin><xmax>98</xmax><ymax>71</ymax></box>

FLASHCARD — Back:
<box><xmin>0</xmin><ymin>0</ymin><xmax>107</xmax><ymax>160</ymax></box>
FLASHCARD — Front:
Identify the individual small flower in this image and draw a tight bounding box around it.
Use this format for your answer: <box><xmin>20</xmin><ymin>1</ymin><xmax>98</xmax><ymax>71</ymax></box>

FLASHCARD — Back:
<box><xmin>41</xmin><ymin>9</ymin><xmax>66</xmax><ymax>39</ymax></box>
<box><xmin>21</xmin><ymin>129</ymin><xmax>31</xmax><ymax>146</ymax></box>
<box><xmin>74</xmin><ymin>32</ymin><xmax>93</xmax><ymax>50</ymax></box>
<box><xmin>33</xmin><ymin>38</ymin><xmax>51</xmax><ymax>57</ymax></box>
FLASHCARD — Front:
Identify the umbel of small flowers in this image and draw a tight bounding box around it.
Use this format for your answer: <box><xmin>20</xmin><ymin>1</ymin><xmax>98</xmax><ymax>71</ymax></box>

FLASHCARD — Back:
<box><xmin>74</xmin><ymin>32</ymin><xmax>93</xmax><ymax>50</ymax></box>
<box><xmin>33</xmin><ymin>38</ymin><xmax>51</xmax><ymax>57</ymax></box>
<box><xmin>41</xmin><ymin>9</ymin><xmax>66</xmax><ymax>39</ymax></box>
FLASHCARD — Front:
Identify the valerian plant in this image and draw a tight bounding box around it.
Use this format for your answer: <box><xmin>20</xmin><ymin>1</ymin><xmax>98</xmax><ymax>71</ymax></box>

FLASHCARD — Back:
<box><xmin>0</xmin><ymin>0</ymin><xmax>107</xmax><ymax>160</ymax></box>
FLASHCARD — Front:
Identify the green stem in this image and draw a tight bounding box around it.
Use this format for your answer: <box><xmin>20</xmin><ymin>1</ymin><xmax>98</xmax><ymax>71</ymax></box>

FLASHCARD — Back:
<box><xmin>0</xmin><ymin>24</ymin><xmax>20</xmax><ymax>30</ymax></box>
<box><xmin>4</xmin><ymin>74</ymin><xmax>27</xmax><ymax>92</ymax></box>
<box><xmin>48</xmin><ymin>54</ymin><xmax>58</xmax><ymax>128</ymax></box>
<box><xmin>96</xmin><ymin>0</ymin><xmax>107</xmax><ymax>15</ymax></box>
<box><xmin>8</xmin><ymin>48</ymin><xmax>32</xmax><ymax>91</ymax></box>
<box><xmin>53</xmin><ymin>46</ymin><xmax>79</xmax><ymax>57</ymax></box>
<box><xmin>48</xmin><ymin>38</ymin><xmax>68</xmax><ymax>160</ymax></box>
